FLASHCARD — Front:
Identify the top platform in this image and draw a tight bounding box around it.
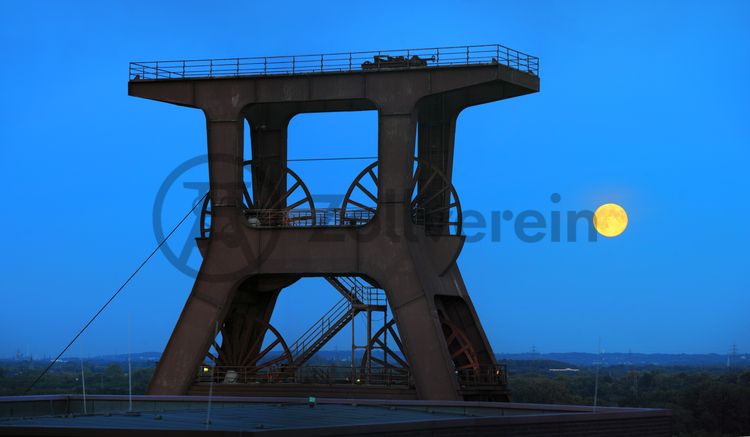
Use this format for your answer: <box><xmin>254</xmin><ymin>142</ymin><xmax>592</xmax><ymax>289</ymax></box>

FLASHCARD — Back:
<box><xmin>129</xmin><ymin>44</ymin><xmax>539</xmax><ymax>81</ymax></box>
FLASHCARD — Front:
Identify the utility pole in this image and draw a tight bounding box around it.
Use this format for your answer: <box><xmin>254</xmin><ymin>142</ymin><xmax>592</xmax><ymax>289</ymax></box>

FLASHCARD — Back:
<box><xmin>593</xmin><ymin>339</ymin><xmax>602</xmax><ymax>413</ymax></box>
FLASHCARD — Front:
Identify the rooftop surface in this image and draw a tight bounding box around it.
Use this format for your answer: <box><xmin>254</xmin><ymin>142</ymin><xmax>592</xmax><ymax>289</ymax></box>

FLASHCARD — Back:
<box><xmin>0</xmin><ymin>395</ymin><xmax>671</xmax><ymax>436</ymax></box>
<box><xmin>3</xmin><ymin>402</ymin><xmax>464</xmax><ymax>432</ymax></box>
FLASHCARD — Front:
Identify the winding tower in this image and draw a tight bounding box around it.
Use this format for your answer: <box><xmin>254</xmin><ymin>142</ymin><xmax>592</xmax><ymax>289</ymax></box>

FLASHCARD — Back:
<box><xmin>129</xmin><ymin>45</ymin><xmax>539</xmax><ymax>401</ymax></box>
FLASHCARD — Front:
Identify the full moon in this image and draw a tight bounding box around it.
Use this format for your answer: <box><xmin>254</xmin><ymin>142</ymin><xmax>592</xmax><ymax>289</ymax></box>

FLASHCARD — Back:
<box><xmin>593</xmin><ymin>203</ymin><xmax>628</xmax><ymax>237</ymax></box>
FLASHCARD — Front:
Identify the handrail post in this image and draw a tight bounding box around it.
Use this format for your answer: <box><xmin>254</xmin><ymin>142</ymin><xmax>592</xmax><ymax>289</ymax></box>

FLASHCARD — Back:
<box><xmin>466</xmin><ymin>46</ymin><xmax>469</xmax><ymax>64</ymax></box>
<box><xmin>264</xmin><ymin>57</ymin><xmax>267</xmax><ymax>75</ymax></box>
<box><xmin>436</xmin><ymin>48</ymin><xmax>440</xmax><ymax>65</ymax></box>
<box><xmin>155</xmin><ymin>61</ymin><xmax>159</xmax><ymax>79</ymax></box>
<box><xmin>236</xmin><ymin>58</ymin><xmax>239</xmax><ymax>77</ymax></box>
<box><xmin>292</xmin><ymin>57</ymin><xmax>295</xmax><ymax>74</ymax></box>
<box><xmin>320</xmin><ymin>54</ymin><xmax>324</xmax><ymax>72</ymax></box>
<box><xmin>182</xmin><ymin>61</ymin><xmax>186</xmax><ymax>78</ymax></box>
<box><xmin>209</xmin><ymin>59</ymin><xmax>213</xmax><ymax>78</ymax></box>
<box><xmin>349</xmin><ymin>53</ymin><xmax>352</xmax><ymax>71</ymax></box>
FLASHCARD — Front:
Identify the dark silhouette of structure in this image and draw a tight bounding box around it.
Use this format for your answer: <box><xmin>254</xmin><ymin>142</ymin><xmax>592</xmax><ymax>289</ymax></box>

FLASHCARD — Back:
<box><xmin>128</xmin><ymin>45</ymin><xmax>540</xmax><ymax>401</ymax></box>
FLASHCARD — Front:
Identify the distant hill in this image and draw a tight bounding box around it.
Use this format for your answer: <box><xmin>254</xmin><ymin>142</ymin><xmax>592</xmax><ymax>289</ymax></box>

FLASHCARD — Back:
<box><xmin>86</xmin><ymin>352</ymin><xmax>162</xmax><ymax>363</ymax></box>
<box><xmin>4</xmin><ymin>350</ymin><xmax>747</xmax><ymax>368</ymax></box>
<box><xmin>0</xmin><ymin>352</ymin><xmax>162</xmax><ymax>364</ymax></box>
<box><xmin>496</xmin><ymin>352</ymin><xmax>749</xmax><ymax>368</ymax></box>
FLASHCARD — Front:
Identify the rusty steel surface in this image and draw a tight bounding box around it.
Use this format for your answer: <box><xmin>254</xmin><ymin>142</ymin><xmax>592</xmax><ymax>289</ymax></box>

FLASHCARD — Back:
<box><xmin>128</xmin><ymin>45</ymin><xmax>540</xmax><ymax>402</ymax></box>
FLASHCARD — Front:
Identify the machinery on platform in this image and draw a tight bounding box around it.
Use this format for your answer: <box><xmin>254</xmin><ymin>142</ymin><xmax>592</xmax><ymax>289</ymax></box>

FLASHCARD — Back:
<box><xmin>361</xmin><ymin>54</ymin><xmax>433</xmax><ymax>69</ymax></box>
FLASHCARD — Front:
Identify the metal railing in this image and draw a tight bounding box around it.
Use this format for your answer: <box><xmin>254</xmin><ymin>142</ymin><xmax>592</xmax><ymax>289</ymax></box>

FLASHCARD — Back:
<box><xmin>457</xmin><ymin>364</ymin><xmax>509</xmax><ymax>386</ymax></box>
<box><xmin>243</xmin><ymin>208</ymin><xmax>373</xmax><ymax>228</ymax></box>
<box><xmin>244</xmin><ymin>209</ymin><xmax>315</xmax><ymax>228</ymax></box>
<box><xmin>332</xmin><ymin>276</ymin><xmax>385</xmax><ymax>306</ymax></box>
<box><xmin>288</xmin><ymin>296</ymin><xmax>352</xmax><ymax>362</ymax></box>
<box><xmin>196</xmin><ymin>365</ymin><xmax>412</xmax><ymax>387</ymax></box>
<box><xmin>129</xmin><ymin>44</ymin><xmax>539</xmax><ymax>81</ymax></box>
<box><xmin>242</xmin><ymin>208</ymin><xmax>453</xmax><ymax>230</ymax></box>
<box><xmin>196</xmin><ymin>364</ymin><xmax>505</xmax><ymax>387</ymax></box>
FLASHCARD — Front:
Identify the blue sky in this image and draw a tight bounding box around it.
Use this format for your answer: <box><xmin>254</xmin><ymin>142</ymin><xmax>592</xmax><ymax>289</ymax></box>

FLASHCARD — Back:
<box><xmin>1</xmin><ymin>0</ymin><xmax>748</xmax><ymax>358</ymax></box>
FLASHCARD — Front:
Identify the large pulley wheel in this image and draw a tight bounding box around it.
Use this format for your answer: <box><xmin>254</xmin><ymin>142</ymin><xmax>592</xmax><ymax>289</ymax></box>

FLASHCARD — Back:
<box><xmin>200</xmin><ymin>160</ymin><xmax>316</xmax><ymax>237</ymax></box>
<box><xmin>359</xmin><ymin>319</ymin><xmax>409</xmax><ymax>382</ymax></box>
<box><xmin>341</xmin><ymin>157</ymin><xmax>462</xmax><ymax>235</ymax></box>
<box><xmin>206</xmin><ymin>317</ymin><xmax>293</xmax><ymax>379</ymax></box>
<box><xmin>439</xmin><ymin>313</ymin><xmax>480</xmax><ymax>372</ymax></box>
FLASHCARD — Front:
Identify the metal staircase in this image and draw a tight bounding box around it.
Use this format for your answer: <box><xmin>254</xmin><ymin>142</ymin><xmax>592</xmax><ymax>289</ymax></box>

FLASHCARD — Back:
<box><xmin>288</xmin><ymin>276</ymin><xmax>386</xmax><ymax>367</ymax></box>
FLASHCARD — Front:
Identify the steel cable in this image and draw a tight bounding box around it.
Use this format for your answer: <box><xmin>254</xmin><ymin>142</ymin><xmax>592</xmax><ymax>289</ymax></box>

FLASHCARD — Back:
<box><xmin>24</xmin><ymin>193</ymin><xmax>208</xmax><ymax>394</ymax></box>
